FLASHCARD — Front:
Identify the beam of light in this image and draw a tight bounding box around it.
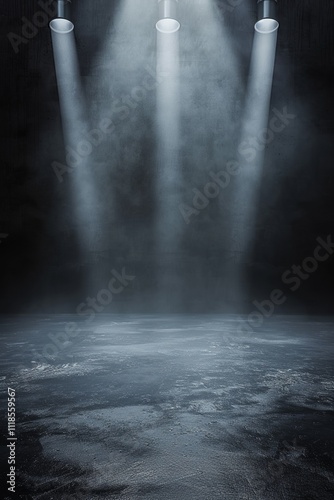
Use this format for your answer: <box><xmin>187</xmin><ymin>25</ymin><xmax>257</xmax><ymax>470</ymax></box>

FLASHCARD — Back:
<box><xmin>89</xmin><ymin>0</ymin><xmax>243</xmax><ymax>309</ymax></box>
<box><xmin>93</xmin><ymin>0</ymin><xmax>181</xmax><ymax>308</ymax></box>
<box><xmin>50</xmin><ymin>24</ymin><xmax>101</xmax><ymax>288</ymax></box>
<box><xmin>228</xmin><ymin>24</ymin><xmax>278</xmax><ymax>307</ymax></box>
<box><xmin>155</xmin><ymin>6</ymin><xmax>182</xmax><ymax>308</ymax></box>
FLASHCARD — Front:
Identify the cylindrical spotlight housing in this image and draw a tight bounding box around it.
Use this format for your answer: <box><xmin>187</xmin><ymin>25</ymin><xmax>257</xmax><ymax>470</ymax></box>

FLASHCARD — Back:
<box><xmin>255</xmin><ymin>0</ymin><xmax>279</xmax><ymax>34</ymax></box>
<box><xmin>50</xmin><ymin>0</ymin><xmax>74</xmax><ymax>34</ymax></box>
<box><xmin>57</xmin><ymin>0</ymin><xmax>66</xmax><ymax>18</ymax></box>
<box><xmin>156</xmin><ymin>0</ymin><xmax>180</xmax><ymax>34</ymax></box>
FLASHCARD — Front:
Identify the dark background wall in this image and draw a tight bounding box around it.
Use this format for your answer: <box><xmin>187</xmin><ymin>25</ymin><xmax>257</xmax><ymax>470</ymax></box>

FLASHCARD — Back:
<box><xmin>0</xmin><ymin>0</ymin><xmax>333</xmax><ymax>314</ymax></box>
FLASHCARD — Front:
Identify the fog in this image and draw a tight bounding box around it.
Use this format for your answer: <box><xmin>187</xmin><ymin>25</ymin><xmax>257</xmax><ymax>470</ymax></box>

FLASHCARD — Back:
<box><xmin>0</xmin><ymin>0</ymin><xmax>333</xmax><ymax>314</ymax></box>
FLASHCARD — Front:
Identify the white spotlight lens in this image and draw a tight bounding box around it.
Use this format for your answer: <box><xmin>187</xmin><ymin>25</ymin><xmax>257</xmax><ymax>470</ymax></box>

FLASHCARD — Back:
<box><xmin>50</xmin><ymin>18</ymin><xmax>74</xmax><ymax>34</ymax></box>
<box><xmin>156</xmin><ymin>18</ymin><xmax>180</xmax><ymax>34</ymax></box>
<box><xmin>255</xmin><ymin>18</ymin><xmax>279</xmax><ymax>34</ymax></box>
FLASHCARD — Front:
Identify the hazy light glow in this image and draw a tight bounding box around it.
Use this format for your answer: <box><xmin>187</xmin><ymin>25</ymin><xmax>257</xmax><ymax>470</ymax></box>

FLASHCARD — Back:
<box><xmin>50</xmin><ymin>27</ymin><xmax>100</xmax><ymax>277</ymax></box>
<box><xmin>255</xmin><ymin>18</ymin><xmax>279</xmax><ymax>34</ymax></box>
<box><xmin>155</xmin><ymin>13</ymin><xmax>182</xmax><ymax>305</ymax></box>
<box><xmin>229</xmin><ymin>28</ymin><xmax>278</xmax><ymax>300</ymax></box>
<box><xmin>156</xmin><ymin>29</ymin><xmax>181</xmax><ymax>236</ymax></box>
<box><xmin>50</xmin><ymin>29</ymin><xmax>85</xmax><ymax>151</ymax></box>
<box><xmin>92</xmin><ymin>0</ymin><xmax>161</xmax><ymax>291</ymax></box>
<box><xmin>156</xmin><ymin>18</ymin><xmax>180</xmax><ymax>33</ymax></box>
<box><xmin>174</xmin><ymin>0</ymin><xmax>243</xmax><ymax>308</ymax></box>
<box><xmin>49</xmin><ymin>18</ymin><xmax>74</xmax><ymax>34</ymax></box>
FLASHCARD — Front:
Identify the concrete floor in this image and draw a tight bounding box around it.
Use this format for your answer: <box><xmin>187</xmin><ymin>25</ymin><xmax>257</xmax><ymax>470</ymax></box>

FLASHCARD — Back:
<box><xmin>0</xmin><ymin>315</ymin><xmax>334</xmax><ymax>499</ymax></box>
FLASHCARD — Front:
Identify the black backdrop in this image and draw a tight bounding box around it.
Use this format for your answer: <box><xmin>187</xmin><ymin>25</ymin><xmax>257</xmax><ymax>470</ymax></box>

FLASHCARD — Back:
<box><xmin>0</xmin><ymin>0</ymin><xmax>333</xmax><ymax>314</ymax></box>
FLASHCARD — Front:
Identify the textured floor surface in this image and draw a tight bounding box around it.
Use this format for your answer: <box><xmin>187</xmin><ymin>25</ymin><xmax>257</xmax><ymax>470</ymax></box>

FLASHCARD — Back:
<box><xmin>0</xmin><ymin>314</ymin><xmax>334</xmax><ymax>499</ymax></box>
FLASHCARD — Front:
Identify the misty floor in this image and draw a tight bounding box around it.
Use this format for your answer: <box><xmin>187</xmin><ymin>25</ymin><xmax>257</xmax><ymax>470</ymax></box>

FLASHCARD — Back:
<box><xmin>1</xmin><ymin>315</ymin><xmax>334</xmax><ymax>499</ymax></box>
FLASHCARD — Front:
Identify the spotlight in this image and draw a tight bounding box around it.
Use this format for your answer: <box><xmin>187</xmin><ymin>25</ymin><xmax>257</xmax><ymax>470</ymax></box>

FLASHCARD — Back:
<box><xmin>50</xmin><ymin>0</ymin><xmax>74</xmax><ymax>34</ymax></box>
<box><xmin>156</xmin><ymin>0</ymin><xmax>180</xmax><ymax>34</ymax></box>
<box><xmin>255</xmin><ymin>0</ymin><xmax>279</xmax><ymax>34</ymax></box>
